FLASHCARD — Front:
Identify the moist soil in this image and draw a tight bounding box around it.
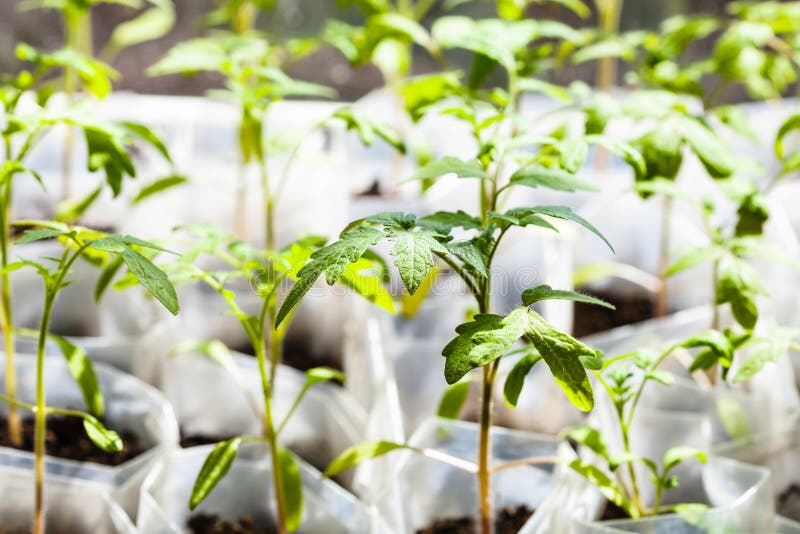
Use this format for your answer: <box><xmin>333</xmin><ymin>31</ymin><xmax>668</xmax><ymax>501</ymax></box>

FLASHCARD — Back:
<box><xmin>416</xmin><ymin>506</ymin><xmax>534</xmax><ymax>534</ymax></box>
<box><xmin>599</xmin><ymin>500</ymin><xmax>629</xmax><ymax>520</ymax></box>
<box><xmin>0</xmin><ymin>414</ymin><xmax>142</xmax><ymax>465</ymax></box>
<box><xmin>778</xmin><ymin>483</ymin><xmax>800</xmax><ymax>521</ymax></box>
<box><xmin>229</xmin><ymin>338</ymin><xmax>344</xmax><ymax>375</ymax></box>
<box><xmin>572</xmin><ymin>287</ymin><xmax>656</xmax><ymax>338</ymax></box>
<box><xmin>187</xmin><ymin>513</ymin><xmax>264</xmax><ymax>534</ymax></box>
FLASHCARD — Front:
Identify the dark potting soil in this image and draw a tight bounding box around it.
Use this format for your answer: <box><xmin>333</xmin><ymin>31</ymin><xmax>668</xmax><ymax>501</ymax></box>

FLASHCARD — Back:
<box><xmin>0</xmin><ymin>414</ymin><xmax>142</xmax><ymax>466</ymax></box>
<box><xmin>599</xmin><ymin>500</ymin><xmax>629</xmax><ymax>520</ymax></box>
<box><xmin>572</xmin><ymin>287</ymin><xmax>656</xmax><ymax>338</ymax></box>
<box><xmin>230</xmin><ymin>338</ymin><xmax>344</xmax><ymax>376</ymax></box>
<box><xmin>180</xmin><ymin>430</ymin><xmax>234</xmax><ymax>449</ymax></box>
<box><xmin>778</xmin><ymin>483</ymin><xmax>800</xmax><ymax>521</ymax></box>
<box><xmin>415</xmin><ymin>506</ymin><xmax>534</xmax><ymax>534</ymax></box>
<box><xmin>187</xmin><ymin>513</ymin><xmax>265</xmax><ymax>534</ymax></box>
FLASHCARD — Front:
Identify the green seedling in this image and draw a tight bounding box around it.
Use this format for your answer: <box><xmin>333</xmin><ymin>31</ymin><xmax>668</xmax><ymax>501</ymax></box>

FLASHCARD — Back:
<box><xmin>2</xmin><ymin>222</ymin><xmax>178</xmax><ymax>534</ymax></box>
<box><xmin>21</xmin><ymin>0</ymin><xmax>176</xmax><ymax>201</ymax></box>
<box><xmin>272</xmin><ymin>14</ymin><xmax>649</xmax><ymax>533</ymax></box>
<box><xmin>1</xmin><ymin>67</ymin><xmax>173</xmax><ymax>448</ymax></box>
<box><xmin>163</xmin><ymin>224</ymin><xmax>392</xmax><ymax>534</ymax></box>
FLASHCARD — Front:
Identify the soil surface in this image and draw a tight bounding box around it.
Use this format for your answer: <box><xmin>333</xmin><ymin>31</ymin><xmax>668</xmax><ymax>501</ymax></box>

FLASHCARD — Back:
<box><xmin>572</xmin><ymin>287</ymin><xmax>656</xmax><ymax>338</ymax></box>
<box><xmin>599</xmin><ymin>500</ymin><xmax>629</xmax><ymax>520</ymax></box>
<box><xmin>0</xmin><ymin>414</ymin><xmax>142</xmax><ymax>465</ymax></box>
<box><xmin>778</xmin><ymin>484</ymin><xmax>800</xmax><ymax>521</ymax></box>
<box><xmin>230</xmin><ymin>338</ymin><xmax>344</xmax><ymax>375</ymax></box>
<box><xmin>187</xmin><ymin>514</ymin><xmax>264</xmax><ymax>534</ymax></box>
<box><xmin>416</xmin><ymin>506</ymin><xmax>534</xmax><ymax>534</ymax></box>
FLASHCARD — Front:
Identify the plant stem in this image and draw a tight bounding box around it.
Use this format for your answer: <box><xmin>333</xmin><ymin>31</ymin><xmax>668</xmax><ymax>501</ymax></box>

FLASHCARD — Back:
<box><xmin>0</xmin><ymin>150</ymin><xmax>20</xmax><ymax>446</ymax></box>
<box><xmin>596</xmin><ymin>0</ymin><xmax>623</xmax><ymax>91</ymax></box>
<box><xmin>654</xmin><ymin>195</ymin><xmax>672</xmax><ymax>317</ymax></box>
<box><xmin>477</xmin><ymin>362</ymin><xmax>497</xmax><ymax>534</ymax></box>
<box><xmin>234</xmin><ymin>1</ymin><xmax>257</xmax><ymax>34</ymax></box>
<box><xmin>33</xmin><ymin>289</ymin><xmax>53</xmax><ymax>534</ymax></box>
<box><xmin>261</xmin><ymin>160</ymin><xmax>275</xmax><ymax>252</ymax></box>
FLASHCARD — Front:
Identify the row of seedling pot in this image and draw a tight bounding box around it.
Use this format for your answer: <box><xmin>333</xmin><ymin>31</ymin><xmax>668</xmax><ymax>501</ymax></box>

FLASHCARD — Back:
<box><xmin>6</xmin><ymin>1</ymin><xmax>800</xmax><ymax>533</ymax></box>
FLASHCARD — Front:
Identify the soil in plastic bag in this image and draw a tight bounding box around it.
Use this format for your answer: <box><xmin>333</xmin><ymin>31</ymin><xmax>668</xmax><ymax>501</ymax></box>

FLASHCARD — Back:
<box><xmin>188</xmin><ymin>513</ymin><xmax>263</xmax><ymax>534</ymax></box>
<box><xmin>572</xmin><ymin>287</ymin><xmax>656</xmax><ymax>338</ymax></box>
<box><xmin>416</xmin><ymin>506</ymin><xmax>534</xmax><ymax>534</ymax></box>
<box><xmin>778</xmin><ymin>484</ymin><xmax>800</xmax><ymax>521</ymax></box>
<box><xmin>0</xmin><ymin>414</ymin><xmax>143</xmax><ymax>465</ymax></box>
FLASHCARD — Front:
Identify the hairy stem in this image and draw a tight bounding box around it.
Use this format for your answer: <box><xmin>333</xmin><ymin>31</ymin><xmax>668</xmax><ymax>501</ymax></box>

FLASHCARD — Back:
<box><xmin>654</xmin><ymin>196</ymin><xmax>672</xmax><ymax>317</ymax></box>
<box><xmin>477</xmin><ymin>362</ymin><xmax>498</xmax><ymax>534</ymax></box>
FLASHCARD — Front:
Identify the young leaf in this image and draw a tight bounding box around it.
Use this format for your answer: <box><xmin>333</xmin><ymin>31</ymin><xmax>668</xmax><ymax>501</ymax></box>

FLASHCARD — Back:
<box><xmin>522</xmin><ymin>206</ymin><xmax>614</xmax><ymax>252</ymax></box>
<box><xmin>446</xmin><ymin>241</ymin><xmax>489</xmax><ymax>279</ymax></box>
<box><xmin>503</xmin><ymin>350</ymin><xmax>542</xmax><ymax>408</ymax></box>
<box><xmin>663</xmin><ymin>446</ymin><xmax>707</xmax><ymax>474</ymax></box>
<box><xmin>330</xmin><ymin>108</ymin><xmax>405</xmax><ymax>153</ymax></box>
<box><xmin>437</xmin><ymin>380</ymin><xmax>471</xmax><ymax>419</ymax></box>
<box><xmin>339</xmin><ymin>258</ymin><xmax>395</xmax><ymax>314</ymax></box>
<box><xmin>277</xmin><ymin>446</ymin><xmax>303</xmax><ymax>532</ymax></box>
<box><xmin>734</xmin><ymin>329</ymin><xmax>796</xmax><ymax>382</ymax></box>
<box><xmin>386</xmin><ymin>228</ymin><xmax>448</xmax><ymax>295</ymax></box>
<box><xmin>16</xmin><ymin>228</ymin><xmax>70</xmax><ymax>244</ymax></box>
<box><xmin>190</xmin><ymin>438</ymin><xmax>243</xmax><ymax>510</ymax></box>
<box><xmin>54</xmin><ymin>185</ymin><xmax>103</xmax><ymax>223</ymax></box>
<box><xmin>116</xmin><ymin>246</ymin><xmax>180</xmax><ymax>315</ymax></box>
<box><xmin>409</xmin><ymin>157</ymin><xmax>486</xmax><ymax>181</ymax></box>
<box><xmin>82</xmin><ymin>415</ymin><xmax>123</xmax><ymax>453</ymax></box>
<box><xmin>716</xmin><ymin>260</ymin><xmax>765</xmax><ymax>330</ymax></box>
<box><xmin>681</xmin><ymin>330</ymin><xmax>733</xmax><ymax>372</ymax></box>
<box><xmin>521</xmin><ymin>285</ymin><xmax>614</xmax><ymax>309</ymax></box>
<box><xmin>525</xmin><ymin>310</ymin><xmax>595</xmax><ymax>411</ymax></box>
<box><xmin>665</xmin><ymin>246</ymin><xmax>725</xmax><ymax>277</ymax></box>
<box><xmin>584</xmin><ymin>135</ymin><xmax>647</xmax><ymax>177</ymax></box>
<box><xmin>679</xmin><ymin>117</ymin><xmax>734</xmax><ymax>179</ymax></box>
<box><xmin>509</xmin><ymin>166</ymin><xmax>598</xmax><ymax>192</ymax></box>
<box><xmin>305</xmin><ymin>367</ymin><xmax>346</xmax><ymax>387</ymax></box>
<box><xmin>324</xmin><ymin>441</ymin><xmax>409</xmax><ymax>477</ymax></box>
<box><xmin>564</xmin><ymin>425</ymin><xmax>608</xmax><ymax>459</ymax></box>
<box><xmin>276</xmin><ymin>227</ymin><xmax>385</xmax><ymax>327</ymax></box>
<box><xmin>776</xmin><ymin>113</ymin><xmax>800</xmax><ymax>159</ymax></box>
<box><xmin>52</xmin><ymin>335</ymin><xmax>103</xmax><ymax>417</ymax></box>
<box><xmin>417</xmin><ymin>211</ymin><xmax>482</xmax><ymax>233</ymax></box>
<box><xmin>132</xmin><ymin>175</ymin><xmax>188</xmax><ymax>205</ymax></box>
<box><xmin>442</xmin><ymin>308</ymin><xmax>529</xmax><ymax>384</ymax></box>
<box><xmin>568</xmin><ymin>460</ymin><xmax>635</xmax><ymax>517</ymax></box>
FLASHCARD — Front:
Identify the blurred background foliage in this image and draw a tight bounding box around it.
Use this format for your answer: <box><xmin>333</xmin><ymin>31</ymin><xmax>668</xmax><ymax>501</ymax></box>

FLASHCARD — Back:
<box><xmin>0</xmin><ymin>1</ymin><xmax>756</xmax><ymax>100</ymax></box>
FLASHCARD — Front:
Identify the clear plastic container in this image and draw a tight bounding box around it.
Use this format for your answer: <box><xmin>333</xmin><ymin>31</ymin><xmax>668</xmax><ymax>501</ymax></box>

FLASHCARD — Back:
<box><xmin>155</xmin><ymin>350</ymin><xmax>367</xmax><ymax>491</ymax></box>
<box><xmin>0</xmin><ymin>354</ymin><xmax>178</xmax><ymax>491</ymax></box>
<box><xmin>0</xmin><ymin>463</ymin><xmax>135</xmax><ymax>534</ymax></box>
<box><xmin>374</xmin><ymin>417</ymin><xmax>589</xmax><ymax>533</ymax></box>
<box><xmin>137</xmin><ymin>443</ymin><xmax>384</xmax><ymax>533</ymax></box>
<box><xmin>571</xmin><ymin>456</ymin><xmax>776</xmax><ymax>533</ymax></box>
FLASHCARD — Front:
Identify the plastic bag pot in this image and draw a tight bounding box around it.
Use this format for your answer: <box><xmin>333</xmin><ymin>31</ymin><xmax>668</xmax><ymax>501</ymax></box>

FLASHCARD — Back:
<box><xmin>584</xmin><ymin>306</ymin><xmax>800</xmax><ymax>453</ymax></box>
<box><xmin>11</xmin><ymin>240</ymin><xmax>164</xmax><ymax>373</ymax></box>
<box><xmin>156</xmin><ymin>351</ymin><xmax>367</xmax><ymax>490</ymax></box>
<box><xmin>571</xmin><ymin>456</ymin><xmax>776</xmax><ymax>533</ymax></box>
<box><xmin>0</xmin><ymin>464</ymin><xmax>135</xmax><ymax>534</ymax></box>
<box><xmin>0</xmin><ymin>354</ymin><xmax>178</xmax><ymax>490</ymax></box>
<box><xmin>138</xmin><ymin>443</ymin><xmax>384</xmax><ymax>533</ymax></box>
<box><xmin>374</xmin><ymin>417</ymin><xmax>588</xmax><ymax>533</ymax></box>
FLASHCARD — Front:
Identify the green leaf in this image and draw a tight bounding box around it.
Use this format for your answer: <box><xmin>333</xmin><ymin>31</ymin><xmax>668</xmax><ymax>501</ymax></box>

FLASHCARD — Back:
<box><xmin>121</xmin><ymin>121</ymin><xmax>172</xmax><ymax>163</ymax></box>
<box><xmin>108</xmin><ymin>0</ymin><xmax>175</xmax><ymax>52</ymax></box>
<box><xmin>16</xmin><ymin>228</ymin><xmax>69</xmax><ymax>244</ymax></box>
<box><xmin>132</xmin><ymin>175</ymin><xmax>188</xmax><ymax>205</ymax></box>
<box><xmin>409</xmin><ymin>157</ymin><xmax>486</xmax><ymax>181</ymax></box>
<box><xmin>446</xmin><ymin>241</ymin><xmax>489</xmax><ymax>279</ymax></box>
<box><xmin>517</xmin><ymin>78</ymin><xmax>571</xmax><ymax>102</ymax></box>
<box><xmin>387</xmin><ymin>228</ymin><xmax>448</xmax><ymax>295</ymax></box>
<box><xmin>442</xmin><ymin>308</ymin><xmax>529</xmax><ymax>384</ymax></box>
<box><xmin>776</xmin><ymin>113</ymin><xmax>800</xmax><ymax>159</ymax></box>
<box><xmin>190</xmin><ymin>438</ymin><xmax>243</xmax><ymax>510</ymax></box>
<box><xmin>82</xmin><ymin>415</ymin><xmax>123</xmax><ymax>453</ymax></box>
<box><xmin>54</xmin><ymin>185</ymin><xmax>103</xmax><ymax>223</ymax></box>
<box><xmin>52</xmin><ymin>335</ymin><xmax>103</xmax><ymax>417</ymax></box>
<box><xmin>682</xmin><ymin>330</ymin><xmax>733</xmax><ymax>372</ymax></box>
<box><xmin>525</xmin><ymin>310</ymin><xmax>595</xmax><ymax>411</ymax></box>
<box><xmin>568</xmin><ymin>460</ymin><xmax>635</xmax><ymax>517</ymax></box>
<box><xmin>735</xmin><ymin>193</ymin><xmax>769</xmax><ymax>237</ymax></box>
<box><xmin>564</xmin><ymin>425</ymin><xmax>609</xmax><ymax>460</ymax></box>
<box><xmin>330</xmin><ymin>108</ymin><xmax>405</xmax><ymax>153</ymax></box>
<box><xmin>305</xmin><ymin>367</ymin><xmax>346</xmax><ymax>387</ymax></box>
<box><xmin>665</xmin><ymin>246</ymin><xmax>725</xmax><ymax>277</ymax></box>
<box><xmin>172</xmin><ymin>339</ymin><xmax>237</xmax><ymax>371</ymax></box>
<box><xmin>584</xmin><ymin>135</ymin><xmax>647</xmax><ymax>177</ymax></box>
<box><xmin>276</xmin><ymin>227</ymin><xmax>385</xmax><ymax>327</ymax></box>
<box><xmin>663</xmin><ymin>446</ymin><xmax>707</xmax><ymax>473</ymax></box>
<box><xmin>437</xmin><ymin>380</ymin><xmax>471</xmax><ymax>419</ymax></box>
<box><xmin>324</xmin><ymin>441</ymin><xmax>408</xmax><ymax>477</ymax></box>
<box><xmin>734</xmin><ymin>329</ymin><xmax>796</xmax><ymax>382</ymax></box>
<box><xmin>339</xmin><ymin>257</ymin><xmax>395</xmax><ymax>314</ymax></box>
<box><xmin>503</xmin><ymin>350</ymin><xmax>542</xmax><ymax>407</ymax></box>
<box><xmin>277</xmin><ymin>446</ymin><xmax>303</xmax><ymax>532</ymax></box>
<box><xmin>679</xmin><ymin>117</ymin><xmax>735</xmax><ymax>179</ymax></box>
<box><xmin>716</xmin><ymin>260</ymin><xmax>764</xmax><ymax>330</ymax></box>
<box><xmin>417</xmin><ymin>211</ymin><xmax>482</xmax><ymax>233</ymax></box>
<box><xmin>522</xmin><ymin>206</ymin><xmax>614</xmax><ymax>252</ymax></box>
<box><xmin>94</xmin><ymin>255</ymin><xmax>124</xmax><ymax>302</ymax></box>
<box><xmin>557</xmin><ymin>139</ymin><xmax>588</xmax><ymax>173</ymax></box>
<box><xmin>509</xmin><ymin>165</ymin><xmax>598</xmax><ymax>192</ymax></box>
<box><xmin>646</xmin><ymin>369</ymin><xmax>674</xmax><ymax>385</ymax></box>
<box><xmin>368</xmin><ymin>13</ymin><xmax>434</xmax><ymax>50</ymax></box>
<box><xmin>633</xmin><ymin>126</ymin><xmax>684</xmax><ymax>186</ymax></box>
<box><xmin>116</xmin><ymin>246</ymin><xmax>180</xmax><ymax>315</ymax></box>
<box><xmin>521</xmin><ymin>284</ymin><xmax>614</xmax><ymax>309</ymax></box>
